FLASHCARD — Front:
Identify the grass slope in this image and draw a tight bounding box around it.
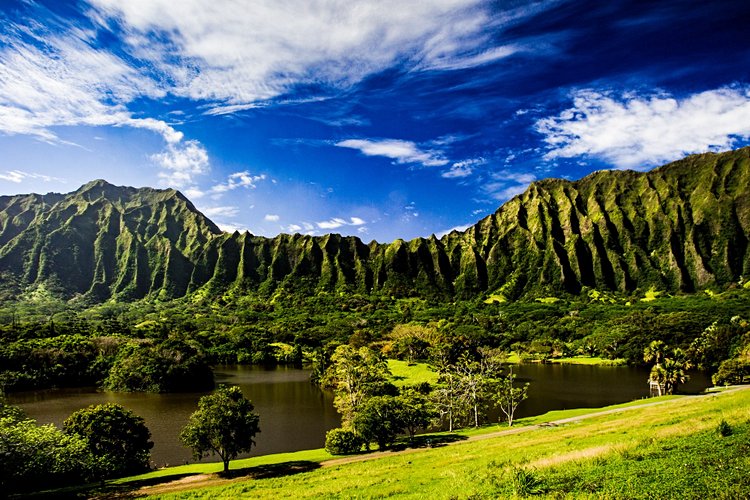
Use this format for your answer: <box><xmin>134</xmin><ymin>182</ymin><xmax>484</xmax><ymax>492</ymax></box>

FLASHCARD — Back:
<box><xmin>110</xmin><ymin>387</ymin><xmax>749</xmax><ymax>499</ymax></box>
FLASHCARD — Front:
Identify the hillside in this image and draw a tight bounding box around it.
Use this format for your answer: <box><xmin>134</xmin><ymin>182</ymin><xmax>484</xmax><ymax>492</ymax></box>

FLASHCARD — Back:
<box><xmin>0</xmin><ymin>148</ymin><xmax>748</xmax><ymax>303</ymax></box>
<box><xmin>104</xmin><ymin>387</ymin><xmax>750</xmax><ymax>499</ymax></box>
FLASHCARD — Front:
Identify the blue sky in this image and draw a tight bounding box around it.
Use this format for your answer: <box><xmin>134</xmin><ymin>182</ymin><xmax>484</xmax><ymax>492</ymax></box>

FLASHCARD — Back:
<box><xmin>1</xmin><ymin>0</ymin><xmax>749</xmax><ymax>242</ymax></box>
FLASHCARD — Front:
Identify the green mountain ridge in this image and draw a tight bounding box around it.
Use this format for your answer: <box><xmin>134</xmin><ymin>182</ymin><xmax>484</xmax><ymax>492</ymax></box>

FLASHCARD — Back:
<box><xmin>0</xmin><ymin>148</ymin><xmax>748</xmax><ymax>303</ymax></box>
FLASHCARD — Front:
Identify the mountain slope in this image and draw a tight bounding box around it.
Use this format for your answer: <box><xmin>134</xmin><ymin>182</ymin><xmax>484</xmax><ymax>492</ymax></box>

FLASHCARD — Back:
<box><xmin>0</xmin><ymin>148</ymin><xmax>747</xmax><ymax>302</ymax></box>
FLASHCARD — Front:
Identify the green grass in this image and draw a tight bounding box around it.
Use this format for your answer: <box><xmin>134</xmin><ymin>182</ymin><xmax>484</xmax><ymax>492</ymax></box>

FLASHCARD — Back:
<box><xmin>387</xmin><ymin>359</ymin><xmax>439</xmax><ymax>387</ymax></box>
<box><xmin>549</xmin><ymin>356</ymin><xmax>627</xmax><ymax>366</ymax></box>
<box><xmin>132</xmin><ymin>388</ymin><xmax>750</xmax><ymax>499</ymax></box>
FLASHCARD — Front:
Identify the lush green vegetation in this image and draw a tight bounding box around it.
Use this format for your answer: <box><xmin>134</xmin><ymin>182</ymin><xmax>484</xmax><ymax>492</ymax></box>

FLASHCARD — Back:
<box><xmin>180</xmin><ymin>386</ymin><xmax>261</xmax><ymax>473</ymax></box>
<box><xmin>108</xmin><ymin>387</ymin><xmax>750</xmax><ymax>499</ymax></box>
<box><xmin>64</xmin><ymin>403</ymin><xmax>153</xmax><ymax>478</ymax></box>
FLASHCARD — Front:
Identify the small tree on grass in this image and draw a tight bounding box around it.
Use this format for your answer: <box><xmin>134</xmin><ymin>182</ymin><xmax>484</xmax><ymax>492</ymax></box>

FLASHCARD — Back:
<box><xmin>493</xmin><ymin>367</ymin><xmax>529</xmax><ymax>427</ymax></box>
<box><xmin>352</xmin><ymin>395</ymin><xmax>403</xmax><ymax>450</ymax></box>
<box><xmin>180</xmin><ymin>385</ymin><xmax>260</xmax><ymax>473</ymax></box>
<box><xmin>63</xmin><ymin>403</ymin><xmax>152</xmax><ymax>478</ymax></box>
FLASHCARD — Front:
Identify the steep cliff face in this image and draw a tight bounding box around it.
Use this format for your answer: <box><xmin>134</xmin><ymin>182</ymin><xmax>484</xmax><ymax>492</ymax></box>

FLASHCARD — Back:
<box><xmin>0</xmin><ymin>180</ymin><xmax>222</xmax><ymax>301</ymax></box>
<box><xmin>0</xmin><ymin>148</ymin><xmax>747</xmax><ymax>302</ymax></box>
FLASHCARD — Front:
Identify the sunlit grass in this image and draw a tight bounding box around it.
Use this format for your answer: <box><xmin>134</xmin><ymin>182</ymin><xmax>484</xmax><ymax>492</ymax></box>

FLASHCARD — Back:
<box><xmin>141</xmin><ymin>388</ymin><xmax>750</xmax><ymax>499</ymax></box>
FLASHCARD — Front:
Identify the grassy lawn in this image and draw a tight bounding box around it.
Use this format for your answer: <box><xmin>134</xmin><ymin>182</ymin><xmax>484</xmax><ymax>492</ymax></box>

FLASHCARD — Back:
<box><xmin>387</xmin><ymin>359</ymin><xmax>439</xmax><ymax>386</ymax></box>
<box><xmin>138</xmin><ymin>387</ymin><xmax>750</xmax><ymax>498</ymax></box>
<box><xmin>549</xmin><ymin>356</ymin><xmax>627</xmax><ymax>366</ymax></box>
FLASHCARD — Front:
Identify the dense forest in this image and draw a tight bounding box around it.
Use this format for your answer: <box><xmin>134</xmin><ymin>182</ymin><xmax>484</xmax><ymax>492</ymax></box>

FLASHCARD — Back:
<box><xmin>0</xmin><ymin>148</ymin><xmax>749</xmax><ymax>394</ymax></box>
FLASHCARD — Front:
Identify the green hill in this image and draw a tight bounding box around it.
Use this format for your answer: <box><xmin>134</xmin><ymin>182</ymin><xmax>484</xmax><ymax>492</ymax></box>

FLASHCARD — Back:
<box><xmin>1</xmin><ymin>148</ymin><xmax>748</xmax><ymax>303</ymax></box>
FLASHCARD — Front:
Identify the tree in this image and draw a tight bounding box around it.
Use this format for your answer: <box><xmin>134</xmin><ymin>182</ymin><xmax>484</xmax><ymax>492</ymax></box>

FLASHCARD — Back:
<box><xmin>352</xmin><ymin>395</ymin><xmax>403</xmax><ymax>450</ymax></box>
<box><xmin>644</xmin><ymin>343</ymin><xmax>690</xmax><ymax>395</ymax></box>
<box><xmin>63</xmin><ymin>403</ymin><xmax>153</xmax><ymax>478</ymax></box>
<box><xmin>2</xmin><ymin>397</ymin><xmax>98</xmax><ymax>493</ymax></box>
<box><xmin>493</xmin><ymin>367</ymin><xmax>529</xmax><ymax>427</ymax></box>
<box><xmin>180</xmin><ymin>385</ymin><xmax>260</xmax><ymax>473</ymax></box>
<box><xmin>326</xmin><ymin>345</ymin><xmax>392</xmax><ymax>425</ymax></box>
<box><xmin>396</xmin><ymin>387</ymin><xmax>436</xmax><ymax>442</ymax></box>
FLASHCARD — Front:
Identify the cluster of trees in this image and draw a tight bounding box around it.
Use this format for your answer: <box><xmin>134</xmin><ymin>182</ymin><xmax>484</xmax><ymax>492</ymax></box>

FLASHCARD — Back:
<box><xmin>0</xmin><ymin>398</ymin><xmax>152</xmax><ymax>494</ymax></box>
<box><xmin>321</xmin><ymin>344</ymin><xmax>528</xmax><ymax>454</ymax></box>
<box><xmin>1</xmin><ymin>384</ymin><xmax>262</xmax><ymax>493</ymax></box>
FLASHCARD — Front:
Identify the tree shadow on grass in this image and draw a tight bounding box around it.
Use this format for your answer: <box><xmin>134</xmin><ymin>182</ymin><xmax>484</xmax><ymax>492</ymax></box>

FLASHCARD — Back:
<box><xmin>391</xmin><ymin>433</ymin><xmax>468</xmax><ymax>451</ymax></box>
<box><xmin>223</xmin><ymin>460</ymin><xmax>321</xmax><ymax>480</ymax></box>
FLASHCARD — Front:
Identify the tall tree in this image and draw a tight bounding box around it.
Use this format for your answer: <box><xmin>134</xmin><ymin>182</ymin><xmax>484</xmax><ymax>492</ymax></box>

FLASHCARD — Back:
<box><xmin>327</xmin><ymin>345</ymin><xmax>392</xmax><ymax>425</ymax></box>
<box><xmin>180</xmin><ymin>385</ymin><xmax>260</xmax><ymax>473</ymax></box>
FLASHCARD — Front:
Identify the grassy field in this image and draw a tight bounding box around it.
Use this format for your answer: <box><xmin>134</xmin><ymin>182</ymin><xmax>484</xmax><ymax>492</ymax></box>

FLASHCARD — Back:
<box><xmin>387</xmin><ymin>359</ymin><xmax>439</xmax><ymax>386</ymax></box>
<box><xmin>99</xmin><ymin>387</ymin><xmax>750</xmax><ymax>499</ymax></box>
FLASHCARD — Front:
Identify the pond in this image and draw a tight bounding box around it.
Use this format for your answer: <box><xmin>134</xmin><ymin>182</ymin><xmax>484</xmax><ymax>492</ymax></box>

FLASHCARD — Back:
<box><xmin>9</xmin><ymin>363</ymin><xmax>710</xmax><ymax>466</ymax></box>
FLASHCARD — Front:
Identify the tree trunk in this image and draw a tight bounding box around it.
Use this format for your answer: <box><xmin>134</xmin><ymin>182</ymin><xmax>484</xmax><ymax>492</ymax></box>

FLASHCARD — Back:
<box><xmin>223</xmin><ymin>458</ymin><xmax>230</xmax><ymax>473</ymax></box>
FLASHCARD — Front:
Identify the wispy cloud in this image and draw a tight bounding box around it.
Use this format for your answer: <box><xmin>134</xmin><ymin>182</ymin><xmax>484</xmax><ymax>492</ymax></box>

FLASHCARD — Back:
<box><xmin>316</xmin><ymin>216</ymin><xmax>367</xmax><ymax>230</ymax></box>
<box><xmin>86</xmin><ymin>0</ymin><xmax>550</xmax><ymax>110</ymax></box>
<box><xmin>0</xmin><ymin>11</ymin><xmax>209</xmax><ymax>186</ymax></box>
<box><xmin>0</xmin><ymin>170</ymin><xmax>65</xmax><ymax>184</ymax></box>
<box><xmin>442</xmin><ymin>158</ymin><xmax>487</xmax><ymax>178</ymax></box>
<box><xmin>202</xmin><ymin>206</ymin><xmax>240</xmax><ymax>218</ymax></box>
<box><xmin>536</xmin><ymin>86</ymin><xmax>750</xmax><ymax>168</ymax></box>
<box><xmin>211</xmin><ymin>171</ymin><xmax>266</xmax><ymax>194</ymax></box>
<box><xmin>482</xmin><ymin>171</ymin><xmax>536</xmax><ymax>201</ymax></box>
<box><xmin>264</xmin><ymin>214</ymin><xmax>280</xmax><ymax>222</ymax></box>
<box><xmin>336</xmin><ymin>139</ymin><xmax>448</xmax><ymax>167</ymax></box>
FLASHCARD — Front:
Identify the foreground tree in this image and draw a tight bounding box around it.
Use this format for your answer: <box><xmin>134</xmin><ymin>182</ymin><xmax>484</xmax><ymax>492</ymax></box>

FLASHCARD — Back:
<box><xmin>63</xmin><ymin>403</ymin><xmax>153</xmax><ymax>478</ymax></box>
<box><xmin>2</xmin><ymin>397</ymin><xmax>98</xmax><ymax>493</ymax></box>
<box><xmin>493</xmin><ymin>367</ymin><xmax>529</xmax><ymax>427</ymax></box>
<box><xmin>180</xmin><ymin>385</ymin><xmax>260</xmax><ymax>473</ymax></box>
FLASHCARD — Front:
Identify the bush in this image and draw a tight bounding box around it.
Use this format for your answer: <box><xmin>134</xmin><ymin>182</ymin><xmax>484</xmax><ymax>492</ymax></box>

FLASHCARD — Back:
<box><xmin>512</xmin><ymin>467</ymin><xmax>546</xmax><ymax>496</ymax></box>
<box><xmin>717</xmin><ymin>419</ymin><xmax>733</xmax><ymax>437</ymax></box>
<box><xmin>325</xmin><ymin>428</ymin><xmax>363</xmax><ymax>455</ymax></box>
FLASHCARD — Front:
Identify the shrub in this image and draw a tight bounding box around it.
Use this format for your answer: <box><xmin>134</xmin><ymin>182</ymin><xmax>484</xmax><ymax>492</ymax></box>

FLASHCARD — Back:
<box><xmin>512</xmin><ymin>467</ymin><xmax>546</xmax><ymax>496</ymax></box>
<box><xmin>717</xmin><ymin>419</ymin><xmax>733</xmax><ymax>437</ymax></box>
<box><xmin>325</xmin><ymin>428</ymin><xmax>363</xmax><ymax>455</ymax></box>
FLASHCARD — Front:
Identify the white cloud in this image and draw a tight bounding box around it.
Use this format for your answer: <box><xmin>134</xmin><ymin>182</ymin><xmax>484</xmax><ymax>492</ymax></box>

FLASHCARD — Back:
<box><xmin>442</xmin><ymin>158</ymin><xmax>486</xmax><ymax>178</ymax></box>
<box><xmin>216</xmin><ymin>222</ymin><xmax>251</xmax><ymax>233</ymax></box>
<box><xmin>0</xmin><ymin>18</ymin><xmax>208</xmax><ymax>186</ymax></box>
<box><xmin>536</xmin><ymin>86</ymin><xmax>750</xmax><ymax>168</ymax></box>
<box><xmin>286</xmin><ymin>224</ymin><xmax>303</xmax><ymax>232</ymax></box>
<box><xmin>482</xmin><ymin>171</ymin><xmax>536</xmax><ymax>201</ymax></box>
<box><xmin>183</xmin><ymin>186</ymin><xmax>206</xmax><ymax>199</ymax></box>
<box><xmin>264</xmin><ymin>214</ymin><xmax>280</xmax><ymax>222</ymax></box>
<box><xmin>202</xmin><ymin>206</ymin><xmax>239</xmax><ymax>218</ymax></box>
<box><xmin>152</xmin><ymin>140</ymin><xmax>209</xmax><ymax>187</ymax></box>
<box><xmin>211</xmin><ymin>171</ymin><xmax>266</xmax><ymax>193</ymax></box>
<box><xmin>336</xmin><ymin>139</ymin><xmax>448</xmax><ymax>167</ymax></box>
<box><xmin>86</xmin><ymin>0</ymin><xmax>543</xmax><ymax>108</ymax></box>
<box><xmin>435</xmin><ymin>224</ymin><xmax>471</xmax><ymax>238</ymax></box>
<box><xmin>0</xmin><ymin>170</ymin><xmax>64</xmax><ymax>183</ymax></box>
<box><xmin>315</xmin><ymin>216</ymin><xmax>367</xmax><ymax>230</ymax></box>
<box><xmin>317</xmin><ymin>218</ymin><xmax>347</xmax><ymax>230</ymax></box>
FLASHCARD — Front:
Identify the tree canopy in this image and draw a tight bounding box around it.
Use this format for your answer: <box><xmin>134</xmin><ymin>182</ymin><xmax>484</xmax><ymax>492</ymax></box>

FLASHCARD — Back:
<box><xmin>180</xmin><ymin>385</ymin><xmax>260</xmax><ymax>473</ymax></box>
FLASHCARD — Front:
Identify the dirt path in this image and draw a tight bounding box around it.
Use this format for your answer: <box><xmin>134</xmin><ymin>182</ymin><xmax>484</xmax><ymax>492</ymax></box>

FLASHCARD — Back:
<box><xmin>129</xmin><ymin>389</ymin><xmax>743</xmax><ymax>497</ymax></box>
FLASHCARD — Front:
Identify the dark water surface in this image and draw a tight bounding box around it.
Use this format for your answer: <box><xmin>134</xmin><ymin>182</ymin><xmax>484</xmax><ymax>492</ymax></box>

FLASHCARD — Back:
<box><xmin>9</xmin><ymin>363</ymin><xmax>710</xmax><ymax>466</ymax></box>
<box><xmin>9</xmin><ymin>365</ymin><xmax>341</xmax><ymax>467</ymax></box>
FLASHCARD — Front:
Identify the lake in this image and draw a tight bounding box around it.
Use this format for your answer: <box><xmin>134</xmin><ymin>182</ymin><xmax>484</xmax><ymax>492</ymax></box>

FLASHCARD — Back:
<box><xmin>9</xmin><ymin>363</ymin><xmax>710</xmax><ymax>466</ymax></box>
